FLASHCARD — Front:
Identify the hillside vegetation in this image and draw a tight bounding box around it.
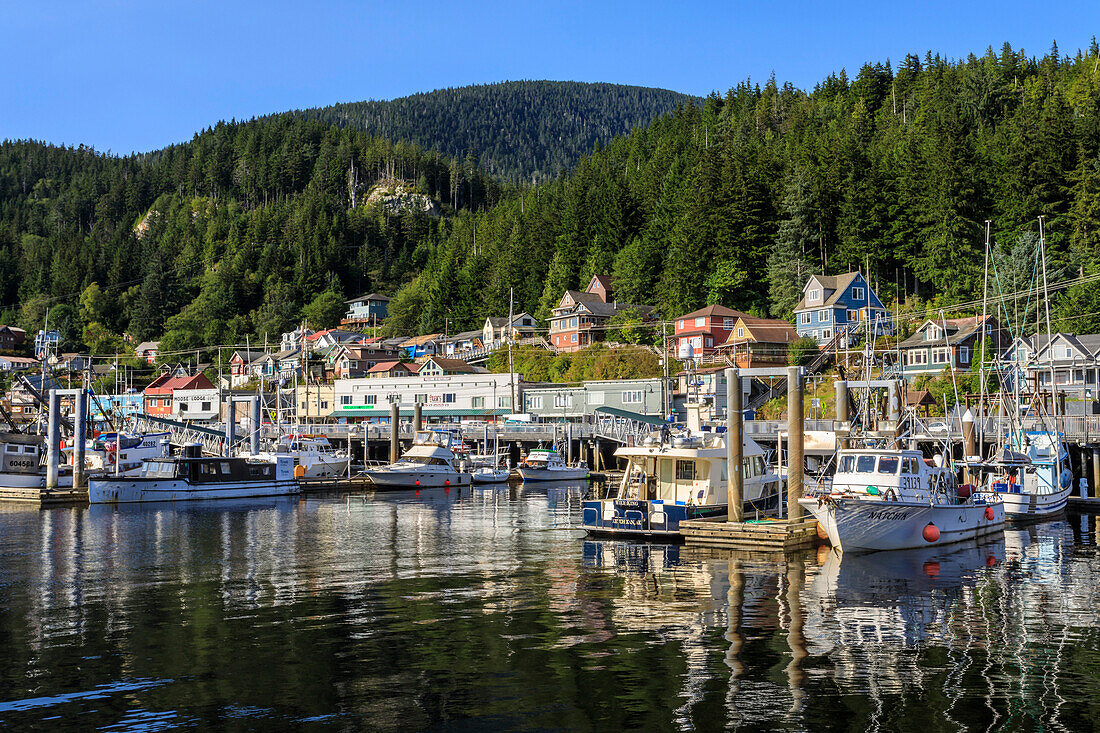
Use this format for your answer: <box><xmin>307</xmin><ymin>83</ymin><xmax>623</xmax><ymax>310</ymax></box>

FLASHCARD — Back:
<box><xmin>3</xmin><ymin>45</ymin><xmax>1100</xmax><ymax>361</ymax></box>
<box><xmin>286</xmin><ymin>81</ymin><xmax>700</xmax><ymax>183</ymax></box>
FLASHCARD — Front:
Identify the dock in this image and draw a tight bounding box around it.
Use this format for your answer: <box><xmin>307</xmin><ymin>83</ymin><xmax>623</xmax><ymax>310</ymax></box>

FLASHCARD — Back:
<box><xmin>679</xmin><ymin>516</ymin><xmax>821</xmax><ymax>551</ymax></box>
<box><xmin>298</xmin><ymin>476</ymin><xmax>375</xmax><ymax>493</ymax></box>
<box><xmin>1068</xmin><ymin>496</ymin><xmax>1100</xmax><ymax>513</ymax></box>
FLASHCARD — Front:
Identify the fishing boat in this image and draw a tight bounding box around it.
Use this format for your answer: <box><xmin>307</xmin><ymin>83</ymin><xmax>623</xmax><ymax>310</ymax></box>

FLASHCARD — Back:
<box><xmin>971</xmin><ymin>431</ymin><xmax>1071</xmax><ymax>519</ymax></box>
<box><xmin>0</xmin><ymin>432</ymin><xmax>72</xmax><ymax>501</ymax></box>
<box><xmin>470</xmin><ymin>466</ymin><xmax>511</xmax><ymax>484</ymax></box>
<box><xmin>84</xmin><ymin>432</ymin><xmax>171</xmax><ymax>476</ymax></box>
<box><xmin>363</xmin><ymin>430</ymin><xmax>472</xmax><ymax>489</ymax></box>
<box><xmin>88</xmin><ymin>445</ymin><xmax>298</xmax><ymax>503</ymax></box>
<box><xmin>253</xmin><ymin>434</ymin><xmax>347</xmax><ymax>478</ymax></box>
<box><xmin>516</xmin><ymin>448</ymin><xmax>588</xmax><ymax>482</ymax></box>
<box><xmin>799</xmin><ymin>448</ymin><xmax>1004</xmax><ymax>553</ymax></box>
<box><xmin>582</xmin><ymin>424</ymin><xmax>782</xmax><ymax>539</ymax></box>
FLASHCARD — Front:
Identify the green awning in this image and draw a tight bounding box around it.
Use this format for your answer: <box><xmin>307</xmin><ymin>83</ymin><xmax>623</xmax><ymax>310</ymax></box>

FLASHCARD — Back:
<box><xmin>593</xmin><ymin>406</ymin><xmax>667</xmax><ymax>426</ymax></box>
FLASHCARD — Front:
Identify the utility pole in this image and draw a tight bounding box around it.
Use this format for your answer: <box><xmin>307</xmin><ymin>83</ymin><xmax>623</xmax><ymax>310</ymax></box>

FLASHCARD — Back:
<box><xmin>508</xmin><ymin>287</ymin><xmax>516</xmax><ymax>414</ymax></box>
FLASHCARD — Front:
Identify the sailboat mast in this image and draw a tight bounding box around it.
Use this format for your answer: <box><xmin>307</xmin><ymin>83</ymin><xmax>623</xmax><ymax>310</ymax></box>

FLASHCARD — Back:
<box><xmin>979</xmin><ymin>220</ymin><xmax>990</xmax><ymax>461</ymax></box>
<box><xmin>1038</xmin><ymin>216</ymin><xmax>1059</xmax><ymax>432</ymax></box>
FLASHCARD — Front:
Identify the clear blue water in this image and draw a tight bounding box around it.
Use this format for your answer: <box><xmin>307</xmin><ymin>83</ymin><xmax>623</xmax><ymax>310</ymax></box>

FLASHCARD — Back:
<box><xmin>1</xmin><ymin>483</ymin><xmax>1098</xmax><ymax>730</ymax></box>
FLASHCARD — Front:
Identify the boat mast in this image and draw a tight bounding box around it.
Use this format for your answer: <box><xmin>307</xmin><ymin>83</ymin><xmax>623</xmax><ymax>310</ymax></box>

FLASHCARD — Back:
<box><xmin>508</xmin><ymin>287</ymin><xmax>516</xmax><ymax>415</ymax></box>
<box><xmin>979</xmin><ymin>220</ymin><xmax>990</xmax><ymax>461</ymax></box>
<box><xmin>1038</xmin><ymin>216</ymin><xmax>1060</xmax><ymax>436</ymax></box>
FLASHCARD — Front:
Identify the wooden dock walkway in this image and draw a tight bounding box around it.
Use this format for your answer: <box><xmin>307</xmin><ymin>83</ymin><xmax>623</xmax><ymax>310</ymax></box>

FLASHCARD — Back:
<box><xmin>679</xmin><ymin>516</ymin><xmax>821</xmax><ymax>551</ymax></box>
<box><xmin>298</xmin><ymin>476</ymin><xmax>375</xmax><ymax>493</ymax></box>
<box><xmin>1068</xmin><ymin>496</ymin><xmax>1100</xmax><ymax>513</ymax></box>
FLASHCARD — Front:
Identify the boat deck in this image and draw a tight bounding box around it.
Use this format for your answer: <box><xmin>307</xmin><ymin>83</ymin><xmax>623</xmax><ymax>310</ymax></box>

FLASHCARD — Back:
<box><xmin>679</xmin><ymin>516</ymin><xmax>820</xmax><ymax>551</ymax></box>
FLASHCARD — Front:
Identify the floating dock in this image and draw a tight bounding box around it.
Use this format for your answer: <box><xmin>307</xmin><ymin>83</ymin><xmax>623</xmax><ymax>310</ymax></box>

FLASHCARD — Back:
<box><xmin>298</xmin><ymin>475</ymin><xmax>375</xmax><ymax>492</ymax></box>
<box><xmin>679</xmin><ymin>516</ymin><xmax>821</xmax><ymax>551</ymax></box>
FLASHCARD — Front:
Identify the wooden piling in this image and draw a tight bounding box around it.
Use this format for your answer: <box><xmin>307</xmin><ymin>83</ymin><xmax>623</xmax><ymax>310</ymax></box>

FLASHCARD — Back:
<box><xmin>726</xmin><ymin>367</ymin><xmax>743</xmax><ymax>523</ymax></box>
<box><xmin>787</xmin><ymin>366</ymin><xmax>804</xmax><ymax>520</ymax></box>
<box><xmin>45</xmin><ymin>391</ymin><xmax>60</xmax><ymax>490</ymax></box>
<box><xmin>390</xmin><ymin>402</ymin><xmax>399</xmax><ymax>463</ymax></box>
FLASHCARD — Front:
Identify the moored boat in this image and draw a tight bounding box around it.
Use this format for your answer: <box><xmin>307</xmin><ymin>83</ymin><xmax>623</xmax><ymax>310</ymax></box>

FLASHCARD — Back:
<box><xmin>970</xmin><ymin>431</ymin><xmax>1071</xmax><ymax>520</ymax></box>
<box><xmin>0</xmin><ymin>432</ymin><xmax>72</xmax><ymax>501</ymax></box>
<box><xmin>363</xmin><ymin>430</ymin><xmax>472</xmax><ymax>489</ymax></box>
<box><xmin>89</xmin><ymin>445</ymin><xmax>298</xmax><ymax>503</ymax></box>
<box><xmin>800</xmin><ymin>448</ymin><xmax>1004</xmax><ymax>553</ymax></box>
<box><xmin>516</xmin><ymin>448</ymin><xmax>588</xmax><ymax>482</ymax></box>
<box><xmin>253</xmin><ymin>434</ymin><xmax>347</xmax><ymax>478</ymax></box>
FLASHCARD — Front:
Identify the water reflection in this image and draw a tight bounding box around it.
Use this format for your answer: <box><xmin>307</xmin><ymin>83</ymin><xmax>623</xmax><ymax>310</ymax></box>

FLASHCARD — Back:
<box><xmin>0</xmin><ymin>489</ymin><xmax>1098</xmax><ymax>730</ymax></box>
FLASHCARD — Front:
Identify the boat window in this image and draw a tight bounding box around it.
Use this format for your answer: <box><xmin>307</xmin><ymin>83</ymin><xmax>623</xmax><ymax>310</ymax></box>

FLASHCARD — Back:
<box><xmin>856</xmin><ymin>455</ymin><xmax>877</xmax><ymax>473</ymax></box>
<box><xmin>753</xmin><ymin>456</ymin><xmax>766</xmax><ymax>476</ymax></box>
<box><xmin>903</xmin><ymin>458</ymin><xmax>919</xmax><ymax>474</ymax></box>
<box><xmin>839</xmin><ymin>455</ymin><xmax>855</xmax><ymax>473</ymax></box>
<box><xmin>878</xmin><ymin>456</ymin><xmax>899</xmax><ymax>474</ymax></box>
<box><xmin>4</xmin><ymin>445</ymin><xmax>18</xmax><ymax>453</ymax></box>
<box><xmin>220</xmin><ymin>462</ymin><xmax>231</xmax><ymax>474</ymax></box>
<box><xmin>675</xmin><ymin>460</ymin><xmax>695</xmax><ymax>481</ymax></box>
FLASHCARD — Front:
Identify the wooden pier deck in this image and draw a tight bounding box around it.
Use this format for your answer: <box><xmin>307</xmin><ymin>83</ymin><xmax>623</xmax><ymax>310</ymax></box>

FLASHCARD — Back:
<box><xmin>679</xmin><ymin>516</ymin><xmax>821</xmax><ymax>551</ymax></box>
<box><xmin>298</xmin><ymin>476</ymin><xmax>375</xmax><ymax>493</ymax></box>
<box><xmin>1068</xmin><ymin>496</ymin><xmax>1100</xmax><ymax>513</ymax></box>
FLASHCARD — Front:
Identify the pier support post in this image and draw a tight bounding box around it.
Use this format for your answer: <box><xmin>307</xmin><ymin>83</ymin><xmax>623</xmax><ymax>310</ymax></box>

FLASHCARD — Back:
<box><xmin>390</xmin><ymin>402</ymin><xmax>400</xmax><ymax>463</ymax></box>
<box><xmin>1092</xmin><ymin>447</ymin><xmax>1100</xmax><ymax>498</ymax></box>
<box><xmin>45</xmin><ymin>391</ymin><xmax>60</xmax><ymax>490</ymax></box>
<box><xmin>726</xmin><ymin>368</ymin><xmax>743</xmax><ymax>523</ymax></box>
<box><xmin>414</xmin><ymin>402</ymin><xmax>423</xmax><ymax>432</ymax></box>
<box><xmin>73</xmin><ymin>390</ymin><xmax>87</xmax><ymax>490</ymax></box>
<box><xmin>787</xmin><ymin>366</ymin><xmax>804</xmax><ymax>520</ymax></box>
<box><xmin>566</xmin><ymin>422</ymin><xmax>573</xmax><ymax>464</ymax></box>
<box><xmin>225</xmin><ymin>400</ymin><xmax>236</xmax><ymax>457</ymax></box>
<box><xmin>834</xmin><ymin>380</ymin><xmax>848</xmax><ymax>424</ymax></box>
<box><xmin>251</xmin><ymin>397</ymin><xmax>261</xmax><ymax>456</ymax></box>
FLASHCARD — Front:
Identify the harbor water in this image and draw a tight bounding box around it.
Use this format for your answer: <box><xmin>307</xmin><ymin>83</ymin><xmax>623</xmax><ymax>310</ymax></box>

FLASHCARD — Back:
<box><xmin>1</xmin><ymin>483</ymin><xmax>1099</xmax><ymax>730</ymax></box>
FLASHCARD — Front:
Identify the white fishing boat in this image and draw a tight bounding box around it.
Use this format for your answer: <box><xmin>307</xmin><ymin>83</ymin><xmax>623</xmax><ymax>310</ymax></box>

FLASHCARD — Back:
<box><xmin>516</xmin><ymin>448</ymin><xmax>588</xmax><ymax>482</ymax></box>
<box><xmin>254</xmin><ymin>434</ymin><xmax>347</xmax><ymax>478</ymax></box>
<box><xmin>0</xmin><ymin>432</ymin><xmax>72</xmax><ymax>501</ymax></box>
<box><xmin>582</xmin><ymin>423</ymin><xmax>782</xmax><ymax>538</ymax></box>
<box><xmin>88</xmin><ymin>445</ymin><xmax>297</xmax><ymax>503</ymax></box>
<box><xmin>971</xmin><ymin>431</ymin><xmax>1071</xmax><ymax>519</ymax></box>
<box><xmin>363</xmin><ymin>430</ymin><xmax>472</xmax><ymax>489</ymax></box>
<box><xmin>800</xmin><ymin>448</ymin><xmax>1005</xmax><ymax>553</ymax></box>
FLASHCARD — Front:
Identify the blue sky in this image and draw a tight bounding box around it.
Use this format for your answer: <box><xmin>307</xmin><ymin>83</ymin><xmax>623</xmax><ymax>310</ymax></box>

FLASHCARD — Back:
<box><xmin>3</xmin><ymin>0</ymin><xmax>1099</xmax><ymax>154</ymax></box>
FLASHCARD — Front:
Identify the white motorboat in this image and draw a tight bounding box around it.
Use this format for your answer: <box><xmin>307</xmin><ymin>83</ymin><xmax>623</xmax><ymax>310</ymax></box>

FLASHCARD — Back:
<box><xmin>84</xmin><ymin>432</ymin><xmax>171</xmax><ymax>476</ymax></box>
<box><xmin>0</xmin><ymin>432</ymin><xmax>72</xmax><ymax>501</ymax></box>
<box><xmin>364</xmin><ymin>430</ymin><xmax>472</xmax><ymax>489</ymax></box>
<box><xmin>800</xmin><ymin>448</ymin><xmax>1005</xmax><ymax>553</ymax></box>
<box><xmin>516</xmin><ymin>448</ymin><xmax>588</xmax><ymax>482</ymax></box>
<box><xmin>582</xmin><ymin>425</ymin><xmax>781</xmax><ymax>538</ymax></box>
<box><xmin>89</xmin><ymin>445</ymin><xmax>298</xmax><ymax>503</ymax></box>
<box><xmin>470</xmin><ymin>466</ymin><xmax>511</xmax><ymax>484</ymax></box>
<box><xmin>254</xmin><ymin>434</ymin><xmax>347</xmax><ymax>478</ymax></box>
<box><xmin>971</xmin><ymin>431</ymin><xmax>1071</xmax><ymax>519</ymax></box>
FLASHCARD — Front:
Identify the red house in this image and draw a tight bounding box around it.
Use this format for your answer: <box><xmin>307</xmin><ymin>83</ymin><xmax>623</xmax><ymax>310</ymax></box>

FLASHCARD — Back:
<box><xmin>144</xmin><ymin>373</ymin><xmax>214</xmax><ymax>417</ymax></box>
<box><xmin>673</xmin><ymin>305</ymin><xmax>750</xmax><ymax>356</ymax></box>
<box><xmin>547</xmin><ymin>275</ymin><xmax>655</xmax><ymax>352</ymax></box>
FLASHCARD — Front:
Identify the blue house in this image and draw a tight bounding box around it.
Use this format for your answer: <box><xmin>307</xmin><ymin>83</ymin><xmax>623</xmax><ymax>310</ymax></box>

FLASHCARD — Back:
<box><xmin>342</xmin><ymin>293</ymin><xmax>390</xmax><ymax>328</ymax></box>
<box><xmin>792</xmin><ymin>272</ymin><xmax>891</xmax><ymax>345</ymax></box>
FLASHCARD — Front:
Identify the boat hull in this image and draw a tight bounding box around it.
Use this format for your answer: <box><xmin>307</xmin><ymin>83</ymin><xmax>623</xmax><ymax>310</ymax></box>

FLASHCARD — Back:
<box><xmin>471</xmin><ymin>471</ymin><xmax>511</xmax><ymax>484</ymax></box>
<box><xmin>980</xmin><ymin>484</ymin><xmax>1069</xmax><ymax>520</ymax></box>
<box><xmin>582</xmin><ymin>499</ymin><xmax>728</xmax><ymax>538</ymax></box>
<box><xmin>89</xmin><ymin>478</ymin><xmax>299</xmax><ymax>504</ymax></box>
<box><xmin>364</xmin><ymin>468</ymin><xmax>472</xmax><ymax>489</ymax></box>
<box><xmin>800</xmin><ymin>496</ymin><xmax>1004</xmax><ymax>553</ymax></box>
<box><xmin>517</xmin><ymin>467</ymin><xmax>588</xmax><ymax>482</ymax></box>
<box><xmin>0</xmin><ymin>471</ymin><xmax>74</xmax><ymax>502</ymax></box>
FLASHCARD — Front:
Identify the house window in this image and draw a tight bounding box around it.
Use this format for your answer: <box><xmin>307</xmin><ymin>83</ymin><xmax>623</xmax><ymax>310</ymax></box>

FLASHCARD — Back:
<box><xmin>442</xmin><ymin>394</ymin><xmax>456</xmax><ymax>403</ymax></box>
<box><xmin>341</xmin><ymin>395</ymin><xmax>352</xmax><ymax>405</ymax></box>
<box><xmin>570</xmin><ymin>318</ymin><xmax>577</xmax><ymax>327</ymax></box>
<box><xmin>819</xmin><ymin>310</ymin><xmax>831</xmax><ymax>322</ymax></box>
<box><xmin>1064</xmin><ymin>347</ymin><xmax>1073</xmax><ymax>359</ymax></box>
<box><xmin>737</xmin><ymin>327</ymin><xmax>744</xmax><ymax>338</ymax></box>
<box><xmin>179</xmin><ymin>403</ymin><xmax>188</xmax><ymax>412</ymax></box>
<box><xmin>528</xmin><ymin>396</ymin><xmax>543</xmax><ymax>410</ymax></box>
<box><xmin>724</xmin><ymin>318</ymin><xmax>734</xmax><ymax>329</ymax></box>
<box><xmin>694</xmin><ymin>317</ymin><xmax>705</xmax><ymax>327</ymax></box>
<box><xmin>554</xmin><ymin>394</ymin><xmax>570</xmax><ymax>408</ymax></box>
<box><xmin>847</xmin><ymin>310</ymin><xmax>859</xmax><ymax>322</ymax></box>
<box><xmin>932</xmin><ymin>348</ymin><xmax>950</xmax><ymax>364</ymax></box>
<box><xmin>821</xmin><ymin>329</ymin><xmax>832</xmax><ymax>340</ymax></box>
<box><xmin>907</xmin><ymin>350</ymin><xmax>927</xmax><ymax>366</ymax></box>
<box><xmin>959</xmin><ymin>347</ymin><xmax>970</xmax><ymax>363</ymax></box>
<box><xmin>675</xmin><ymin>460</ymin><xmax>696</xmax><ymax>481</ymax></box>
<box><xmin>799</xmin><ymin>313</ymin><xmax>810</xmax><ymax>325</ymax></box>
<box><xmin>415</xmin><ymin>394</ymin><xmax>427</xmax><ymax>404</ymax></box>
<box><xmin>499</xmin><ymin>396</ymin><xmax>511</xmax><ymax>408</ymax></box>
<box><xmin>692</xmin><ymin>337</ymin><xmax>702</xmax><ymax>348</ymax></box>
<box><xmin>677</xmin><ymin>320</ymin><xmax>685</xmax><ymax>329</ymax></box>
<box><xmin>927</xmin><ymin>326</ymin><xmax>941</xmax><ymax>341</ymax></box>
<box><xmin>472</xmin><ymin>396</ymin><xmax>484</xmax><ymax>408</ymax></box>
<box><xmin>201</xmin><ymin>402</ymin><xmax>210</xmax><ymax>411</ymax></box>
<box><xmin>320</xmin><ymin>401</ymin><xmax>328</xmax><ymax>409</ymax></box>
<box><xmin>365</xmin><ymin>395</ymin><xmax>377</xmax><ymax>405</ymax></box>
<box><xmin>852</xmin><ymin>286</ymin><xmax>865</xmax><ymax>301</ymax></box>
<box><xmin>623</xmin><ymin>390</ymin><xmax>643</xmax><ymax>404</ymax></box>
<box><xmin>571</xmin><ymin>334</ymin><xmax>578</xmax><ymax>343</ymax></box>
<box><xmin>808</xmin><ymin>289</ymin><xmax>821</xmax><ymax>302</ymax></box>
<box><xmin>705</xmin><ymin>337</ymin><xmax>712</xmax><ymax>347</ymax></box>
<box><xmin>588</xmin><ymin>392</ymin><xmax>604</xmax><ymax>405</ymax></box>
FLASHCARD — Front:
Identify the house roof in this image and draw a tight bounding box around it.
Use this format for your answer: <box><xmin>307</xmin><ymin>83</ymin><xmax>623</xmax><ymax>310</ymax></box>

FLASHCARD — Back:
<box><xmin>898</xmin><ymin>315</ymin><xmax>998</xmax><ymax>350</ymax></box>
<box><xmin>232</xmin><ymin>349</ymin><xmax>267</xmax><ymax>363</ymax></box>
<box><xmin>906</xmin><ymin>390</ymin><xmax>936</xmax><ymax>406</ymax></box>
<box><xmin>589</xmin><ymin>275</ymin><xmax>613</xmax><ymax>292</ymax></box>
<box><xmin>792</xmin><ymin>272</ymin><xmax>864</xmax><ymax>312</ymax></box>
<box><xmin>274</xmin><ymin>348</ymin><xmax>300</xmax><ymax>360</ymax></box>
<box><xmin>677</xmin><ymin>304</ymin><xmax>751</xmax><ymax>321</ymax></box>
<box><xmin>424</xmin><ymin>356</ymin><xmax>477</xmax><ymax>373</ymax></box>
<box><xmin>367</xmin><ymin>360</ymin><xmax>420</xmax><ymax>374</ymax></box>
<box><xmin>306</xmin><ymin>328</ymin><xmax>363</xmax><ymax>342</ymax></box>
<box><xmin>720</xmin><ymin>317</ymin><xmax>799</xmax><ymax>346</ymax></box>
<box><xmin>401</xmin><ymin>333</ymin><xmax>443</xmax><ymax>347</ymax></box>
<box><xmin>486</xmin><ymin>313</ymin><xmax>536</xmax><ymax>329</ymax></box>
<box><xmin>162</xmin><ymin>374</ymin><xmax>215</xmax><ymax>391</ymax></box>
<box><xmin>135</xmin><ymin>341</ymin><xmax>160</xmax><ymax>352</ymax></box>
<box><xmin>144</xmin><ymin>373</ymin><xmax>173</xmax><ymax>392</ymax></box>
<box><xmin>444</xmin><ymin>330</ymin><xmax>483</xmax><ymax>343</ymax></box>
<box><xmin>345</xmin><ymin>292</ymin><xmax>391</xmax><ymax>304</ymax></box>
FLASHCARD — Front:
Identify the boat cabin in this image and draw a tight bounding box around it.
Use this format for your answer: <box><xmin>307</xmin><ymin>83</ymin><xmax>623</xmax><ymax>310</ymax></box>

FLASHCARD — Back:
<box><xmin>1</xmin><ymin>433</ymin><xmax>44</xmax><ymax>475</ymax></box>
<box><xmin>830</xmin><ymin>449</ymin><xmax>956</xmax><ymax>503</ymax></box>
<box><xmin>140</xmin><ymin>456</ymin><xmax>294</xmax><ymax>482</ymax></box>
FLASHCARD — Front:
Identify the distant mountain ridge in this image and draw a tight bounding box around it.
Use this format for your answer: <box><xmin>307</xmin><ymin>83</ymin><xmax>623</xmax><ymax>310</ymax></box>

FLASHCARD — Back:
<box><xmin>283</xmin><ymin>80</ymin><xmax>701</xmax><ymax>182</ymax></box>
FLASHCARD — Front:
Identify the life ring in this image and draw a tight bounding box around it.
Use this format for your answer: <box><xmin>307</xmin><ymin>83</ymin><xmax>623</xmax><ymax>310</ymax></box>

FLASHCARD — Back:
<box><xmin>107</xmin><ymin>453</ymin><xmax>116</xmax><ymax>464</ymax></box>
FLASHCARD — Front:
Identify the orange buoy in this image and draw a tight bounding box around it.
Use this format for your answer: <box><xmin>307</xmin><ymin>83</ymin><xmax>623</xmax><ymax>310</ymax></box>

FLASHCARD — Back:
<box><xmin>294</xmin><ymin>464</ymin><xmax>306</xmax><ymax>479</ymax></box>
<box><xmin>922</xmin><ymin>523</ymin><xmax>940</xmax><ymax>543</ymax></box>
<box><xmin>984</xmin><ymin>506</ymin><xmax>995</xmax><ymax>521</ymax></box>
<box><xmin>415</xmin><ymin>480</ymin><xmax>420</xmax><ymax>486</ymax></box>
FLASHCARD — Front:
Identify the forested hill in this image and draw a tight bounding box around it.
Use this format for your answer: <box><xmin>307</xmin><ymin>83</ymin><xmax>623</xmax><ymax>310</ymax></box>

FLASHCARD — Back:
<box><xmin>284</xmin><ymin>81</ymin><xmax>700</xmax><ymax>183</ymax></box>
<box><xmin>3</xmin><ymin>42</ymin><xmax>1100</xmax><ymax>361</ymax></box>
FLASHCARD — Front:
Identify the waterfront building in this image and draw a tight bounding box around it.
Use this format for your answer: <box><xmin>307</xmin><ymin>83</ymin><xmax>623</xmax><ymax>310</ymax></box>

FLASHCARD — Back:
<box><xmin>547</xmin><ymin>275</ymin><xmax>656</xmax><ymax>353</ymax></box>
<box><xmin>0</xmin><ymin>355</ymin><xmax>38</xmax><ymax>372</ymax></box>
<box><xmin>304</xmin><ymin>328</ymin><xmax>367</xmax><ymax>352</ymax></box>
<box><xmin>326</xmin><ymin>343</ymin><xmax>403</xmax><ymax>379</ymax></box>
<box><xmin>717</xmin><ymin>316</ymin><xmax>799</xmax><ymax>367</ymax></box>
<box><xmin>228</xmin><ymin>349</ymin><xmax>266</xmax><ymax>386</ymax></box>
<box><xmin>144</xmin><ymin>373</ymin><xmax>214</xmax><ymax>418</ymax></box>
<box><xmin>294</xmin><ymin>384</ymin><xmax>336</xmax><ymax>421</ymax></box>
<box><xmin>331</xmin><ymin>373</ymin><xmax>518</xmax><ymax>421</ymax></box>
<box><xmin>417</xmin><ymin>356</ymin><xmax>480</xmax><ymax>377</ymax></box>
<box><xmin>442</xmin><ymin>330</ymin><xmax>484</xmax><ymax>356</ymax></box>
<box><xmin>674</xmin><ymin>305</ymin><xmax>748</xmax><ymax>356</ymax></box>
<box><xmin>793</xmin><ymin>272</ymin><xmax>891</xmax><ymax>345</ymax></box>
<box><xmin>1002</xmin><ymin>332</ymin><xmax>1100</xmax><ymax>397</ymax></box>
<box><xmin>366</xmin><ymin>361</ymin><xmax>421</xmax><ymax>379</ymax></box>
<box><xmin>523</xmin><ymin>378</ymin><xmax>665</xmax><ymax>421</ymax></box>
<box><xmin>898</xmin><ymin>315</ymin><xmax>1005</xmax><ymax>379</ymax></box>
<box><xmin>172</xmin><ymin>387</ymin><xmax>220</xmax><ymax>422</ymax></box>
